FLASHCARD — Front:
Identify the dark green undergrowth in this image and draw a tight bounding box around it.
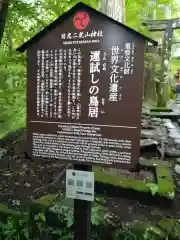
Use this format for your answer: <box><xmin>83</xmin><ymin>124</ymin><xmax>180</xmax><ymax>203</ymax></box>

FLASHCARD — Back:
<box><xmin>0</xmin><ymin>196</ymin><xmax>179</xmax><ymax>240</ymax></box>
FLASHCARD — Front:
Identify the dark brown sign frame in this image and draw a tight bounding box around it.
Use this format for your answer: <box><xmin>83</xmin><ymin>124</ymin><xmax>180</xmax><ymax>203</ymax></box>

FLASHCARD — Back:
<box><xmin>17</xmin><ymin>2</ymin><xmax>157</xmax><ymax>170</ymax></box>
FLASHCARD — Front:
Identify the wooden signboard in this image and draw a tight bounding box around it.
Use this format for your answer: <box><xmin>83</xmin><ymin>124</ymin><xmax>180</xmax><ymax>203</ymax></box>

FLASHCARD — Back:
<box><xmin>17</xmin><ymin>2</ymin><xmax>157</xmax><ymax>170</ymax></box>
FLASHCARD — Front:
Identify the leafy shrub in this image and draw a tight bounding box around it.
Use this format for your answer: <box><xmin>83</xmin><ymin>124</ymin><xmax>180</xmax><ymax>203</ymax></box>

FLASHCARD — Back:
<box><xmin>0</xmin><ymin>197</ymin><xmax>179</xmax><ymax>239</ymax></box>
<box><xmin>0</xmin><ymin>47</ymin><xmax>26</xmax><ymax>138</ymax></box>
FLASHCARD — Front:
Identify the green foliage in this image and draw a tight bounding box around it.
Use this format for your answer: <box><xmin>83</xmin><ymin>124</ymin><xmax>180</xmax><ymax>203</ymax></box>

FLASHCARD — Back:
<box><xmin>0</xmin><ymin>197</ymin><xmax>114</xmax><ymax>239</ymax></box>
<box><xmin>1</xmin><ymin>0</ymin><xmax>180</xmax><ymax>137</ymax></box>
<box><xmin>0</xmin><ymin>217</ymin><xmax>29</xmax><ymax>239</ymax></box>
<box><xmin>0</xmin><ymin>197</ymin><xmax>179</xmax><ymax>239</ymax></box>
<box><xmin>168</xmin><ymin>85</ymin><xmax>175</xmax><ymax>100</ymax></box>
<box><xmin>125</xmin><ymin>0</ymin><xmax>179</xmax><ymax>36</ymax></box>
<box><xmin>0</xmin><ymin>0</ymin><xmax>99</xmax><ymax>138</ymax></box>
<box><xmin>113</xmin><ymin>229</ymin><xmax>138</xmax><ymax>240</ymax></box>
<box><xmin>171</xmin><ymin>57</ymin><xmax>180</xmax><ymax>77</ymax></box>
<box><xmin>1</xmin><ymin>0</ymin><xmax>180</xmax><ymax>239</ymax></box>
<box><xmin>0</xmin><ymin>47</ymin><xmax>26</xmax><ymax>138</ymax></box>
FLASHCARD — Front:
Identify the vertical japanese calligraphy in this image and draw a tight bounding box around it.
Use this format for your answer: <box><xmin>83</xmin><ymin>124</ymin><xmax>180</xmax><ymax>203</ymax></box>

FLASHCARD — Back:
<box><xmin>77</xmin><ymin>49</ymin><xmax>82</xmax><ymax>119</ymax></box>
<box><xmin>36</xmin><ymin>50</ymin><xmax>41</xmax><ymax>118</ymax></box>
<box><xmin>72</xmin><ymin>48</ymin><xmax>77</xmax><ymax>119</ymax></box>
<box><xmin>67</xmin><ymin>48</ymin><xmax>83</xmax><ymax>119</ymax></box>
<box><xmin>124</xmin><ymin>42</ymin><xmax>135</xmax><ymax>75</ymax></box>
<box><xmin>67</xmin><ymin>48</ymin><xmax>72</xmax><ymax>118</ymax></box>
<box><xmin>36</xmin><ymin>50</ymin><xmax>64</xmax><ymax>119</ymax></box>
<box><xmin>36</xmin><ymin>48</ymin><xmax>83</xmax><ymax>120</ymax></box>
<box><xmin>88</xmin><ymin>51</ymin><xmax>101</xmax><ymax>118</ymax></box>
<box><xmin>58</xmin><ymin>49</ymin><xmax>63</xmax><ymax>119</ymax></box>
<box><xmin>102</xmin><ymin>52</ymin><xmax>107</xmax><ymax>71</ymax></box>
<box><xmin>109</xmin><ymin>46</ymin><xmax>119</xmax><ymax>102</ymax></box>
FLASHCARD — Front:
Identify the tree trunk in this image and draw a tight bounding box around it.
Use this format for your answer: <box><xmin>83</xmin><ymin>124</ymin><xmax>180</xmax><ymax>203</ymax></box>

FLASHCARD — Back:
<box><xmin>0</xmin><ymin>0</ymin><xmax>9</xmax><ymax>44</ymax></box>
<box><xmin>156</xmin><ymin>5</ymin><xmax>172</xmax><ymax>107</ymax></box>
<box><xmin>143</xmin><ymin>0</ymin><xmax>157</xmax><ymax>104</ymax></box>
<box><xmin>143</xmin><ymin>44</ymin><xmax>157</xmax><ymax>103</ymax></box>
<box><xmin>158</xmin><ymin>23</ymin><xmax>172</xmax><ymax>107</ymax></box>
<box><xmin>99</xmin><ymin>0</ymin><xmax>125</xmax><ymax>23</ymax></box>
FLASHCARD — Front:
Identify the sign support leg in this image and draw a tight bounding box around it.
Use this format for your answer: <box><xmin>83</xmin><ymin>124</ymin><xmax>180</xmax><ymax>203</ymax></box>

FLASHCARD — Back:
<box><xmin>73</xmin><ymin>164</ymin><xmax>92</xmax><ymax>240</ymax></box>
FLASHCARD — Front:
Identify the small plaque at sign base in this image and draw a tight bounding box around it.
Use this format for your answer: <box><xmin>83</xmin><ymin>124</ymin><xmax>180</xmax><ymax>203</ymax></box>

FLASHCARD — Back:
<box><xmin>66</xmin><ymin>169</ymin><xmax>94</xmax><ymax>202</ymax></box>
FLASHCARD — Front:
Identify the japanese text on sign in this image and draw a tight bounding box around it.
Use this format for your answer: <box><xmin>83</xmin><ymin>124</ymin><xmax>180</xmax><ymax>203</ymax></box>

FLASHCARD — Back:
<box><xmin>88</xmin><ymin>51</ymin><xmax>101</xmax><ymax>118</ymax></box>
<box><xmin>109</xmin><ymin>46</ymin><xmax>119</xmax><ymax>102</ymax></box>
<box><xmin>36</xmin><ymin>49</ymin><xmax>64</xmax><ymax>119</ymax></box>
<box><xmin>61</xmin><ymin>30</ymin><xmax>103</xmax><ymax>40</ymax></box>
<box><xmin>124</xmin><ymin>42</ymin><xmax>135</xmax><ymax>75</ymax></box>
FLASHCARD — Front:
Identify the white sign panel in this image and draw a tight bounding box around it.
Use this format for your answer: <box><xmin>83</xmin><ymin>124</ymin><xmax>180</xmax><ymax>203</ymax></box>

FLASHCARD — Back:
<box><xmin>66</xmin><ymin>169</ymin><xmax>94</xmax><ymax>201</ymax></box>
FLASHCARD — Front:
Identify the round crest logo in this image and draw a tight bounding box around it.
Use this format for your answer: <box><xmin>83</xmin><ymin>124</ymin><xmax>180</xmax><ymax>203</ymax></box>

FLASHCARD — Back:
<box><xmin>73</xmin><ymin>12</ymin><xmax>90</xmax><ymax>30</ymax></box>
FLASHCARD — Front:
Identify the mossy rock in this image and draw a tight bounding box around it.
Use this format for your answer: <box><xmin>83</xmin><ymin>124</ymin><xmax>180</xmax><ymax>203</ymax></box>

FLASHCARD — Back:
<box><xmin>93</xmin><ymin>159</ymin><xmax>175</xmax><ymax>200</ymax></box>
<box><xmin>94</xmin><ymin>166</ymin><xmax>150</xmax><ymax>192</ymax></box>
<box><xmin>140</xmin><ymin>158</ymin><xmax>170</xmax><ymax>167</ymax></box>
<box><xmin>156</xmin><ymin>165</ymin><xmax>175</xmax><ymax>199</ymax></box>
<box><xmin>150</xmin><ymin>107</ymin><xmax>172</xmax><ymax>112</ymax></box>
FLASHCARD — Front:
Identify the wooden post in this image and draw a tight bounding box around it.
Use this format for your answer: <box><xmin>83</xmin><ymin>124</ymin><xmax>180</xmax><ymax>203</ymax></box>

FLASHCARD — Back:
<box><xmin>73</xmin><ymin>164</ymin><xmax>92</xmax><ymax>240</ymax></box>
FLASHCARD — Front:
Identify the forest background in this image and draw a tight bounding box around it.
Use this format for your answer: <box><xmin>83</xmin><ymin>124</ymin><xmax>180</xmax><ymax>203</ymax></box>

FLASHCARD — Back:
<box><xmin>0</xmin><ymin>0</ymin><xmax>180</xmax><ymax>139</ymax></box>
